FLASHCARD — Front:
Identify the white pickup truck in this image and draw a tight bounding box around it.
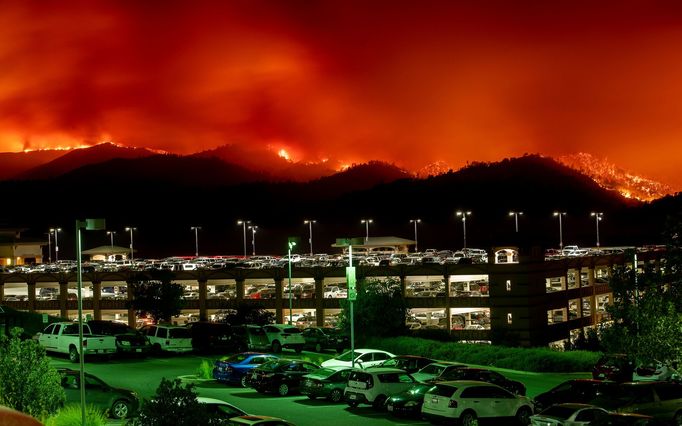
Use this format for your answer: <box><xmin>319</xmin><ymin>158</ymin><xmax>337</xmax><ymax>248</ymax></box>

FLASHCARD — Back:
<box><xmin>36</xmin><ymin>322</ymin><xmax>117</xmax><ymax>362</ymax></box>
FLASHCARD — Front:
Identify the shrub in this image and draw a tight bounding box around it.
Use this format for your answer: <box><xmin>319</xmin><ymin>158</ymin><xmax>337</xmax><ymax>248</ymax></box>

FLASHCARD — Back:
<box><xmin>366</xmin><ymin>336</ymin><xmax>601</xmax><ymax>372</ymax></box>
<box><xmin>43</xmin><ymin>404</ymin><xmax>108</xmax><ymax>426</ymax></box>
<box><xmin>0</xmin><ymin>327</ymin><xmax>65</xmax><ymax>418</ymax></box>
<box><xmin>196</xmin><ymin>360</ymin><xmax>213</xmax><ymax>379</ymax></box>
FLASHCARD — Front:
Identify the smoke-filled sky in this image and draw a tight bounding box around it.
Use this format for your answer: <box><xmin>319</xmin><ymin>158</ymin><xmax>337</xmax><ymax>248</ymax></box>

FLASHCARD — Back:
<box><xmin>2</xmin><ymin>0</ymin><xmax>682</xmax><ymax>189</ymax></box>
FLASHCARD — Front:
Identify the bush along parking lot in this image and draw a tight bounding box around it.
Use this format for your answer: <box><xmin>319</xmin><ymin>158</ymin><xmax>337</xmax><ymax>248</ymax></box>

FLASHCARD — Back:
<box><xmin>365</xmin><ymin>336</ymin><xmax>601</xmax><ymax>373</ymax></box>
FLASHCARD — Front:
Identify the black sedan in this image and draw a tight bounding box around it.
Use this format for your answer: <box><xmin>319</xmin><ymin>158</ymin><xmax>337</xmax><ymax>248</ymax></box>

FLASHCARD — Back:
<box><xmin>438</xmin><ymin>367</ymin><xmax>526</xmax><ymax>395</ymax></box>
<box><xmin>58</xmin><ymin>368</ymin><xmax>139</xmax><ymax>419</ymax></box>
<box><xmin>385</xmin><ymin>383</ymin><xmax>434</xmax><ymax>417</ymax></box>
<box><xmin>532</xmin><ymin>379</ymin><xmax>613</xmax><ymax>413</ymax></box>
<box><xmin>300</xmin><ymin>366</ymin><xmax>353</xmax><ymax>402</ymax></box>
<box><xmin>374</xmin><ymin>355</ymin><xmax>435</xmax><ymax>374</ymax></box>
<box><xmin>246</xmin><ymin>359</ymin><xmax>320</xmax><ymax>396</ymax></box>
<box><xmin>301</xmin><ymin>327</ymin><xmax>349</xmax><ymax>353</ymax></box>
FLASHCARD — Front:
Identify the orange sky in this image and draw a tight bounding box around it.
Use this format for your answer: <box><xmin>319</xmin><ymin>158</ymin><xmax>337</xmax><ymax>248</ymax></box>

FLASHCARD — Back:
<box><xmin>1</xmin><ymin>0</ymin><xmax>682</xmax><ymax>189</ymax></box>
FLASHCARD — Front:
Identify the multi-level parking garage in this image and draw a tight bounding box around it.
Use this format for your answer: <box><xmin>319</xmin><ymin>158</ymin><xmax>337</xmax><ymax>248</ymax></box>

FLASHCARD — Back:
<box><xmin>0</xmin><ymin>248</ymin><xmax>665</xmax><ymax>347</ymax></box>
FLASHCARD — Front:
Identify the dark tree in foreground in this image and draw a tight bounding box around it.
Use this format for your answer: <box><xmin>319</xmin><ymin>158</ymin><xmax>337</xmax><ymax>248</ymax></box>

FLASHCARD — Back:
<box><xmin>127</xmin><ymin>378</ymin><xmax>220</xmax><ymax>426</ymax></box>
<box><xmin>0</xmin><ymin>328</ymin><xmax>65</xmax><ymax>419</ymax></box>
<box><xmin>223</xmin><ymin>302</ymin><xmax>275</xmax><ymax>326</ymax></box>
<box><xmin>127</xmin><ymin>274</ymin><xmax>185</xmax><ymax>323</ymax></box>
<box><xmin>338</xmin><ymin>277</ymin><xmax>408</xmax><ymax>342</ymax></box>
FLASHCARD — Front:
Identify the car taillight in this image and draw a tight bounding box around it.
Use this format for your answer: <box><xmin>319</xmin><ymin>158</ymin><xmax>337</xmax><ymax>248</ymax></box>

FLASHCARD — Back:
<box><xmin>448</xmin><ymin>400</ymin><xmax>458</xmax><ymax>408</ymax></box>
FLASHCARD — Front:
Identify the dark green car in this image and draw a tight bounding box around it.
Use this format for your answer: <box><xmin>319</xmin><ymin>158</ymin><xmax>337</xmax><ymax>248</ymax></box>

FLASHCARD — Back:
<box><xmin>385</xmin><ymin>383</ymin><xmax>434</xmax><ymax>417</ymax></box>
<box><xmin>300</xmin><ymin>366</ymin><xmax>353</xmax><ymax>402</ymax></box>
<box><xmin>59</xmin><ymin>368</ymin><xmax>140</xmax><ymax>419</ymax></box>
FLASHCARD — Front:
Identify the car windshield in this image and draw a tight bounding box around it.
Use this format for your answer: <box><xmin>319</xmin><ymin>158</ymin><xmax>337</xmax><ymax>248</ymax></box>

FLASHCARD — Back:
<box><xmin>259</xmin><ymin>360</ymin><xmax>283</xmax><ymax>370</ymax></box>
<box><xmin>282</xmin><ymin>327</ymin><xmax>301</xmax><ymax>334</ymax></box>
<box><xmin>169</xmin><ymin>328</ymin><xmax>191</xmax><ymax>338</ymax></box>
<box><xmin>312</xmin><ymin>368</ymin><xmax>339</xmax><ymax>377</ymax></box>
<box><xmin>539</xmin><ymin>405</ymin><xmax>578</xmax><ymax>419</ymax></box>
<box><xmin>419</xmin><ymin>364</ymin><xmax>446</xmax><ymax>375</ymax></box>
<box><xmin>222</xmin><ymin>353</ymin><xmax>251</xmax><ymax>363</ymax></box>
<box><xmin>335</xmin><ymin>350</ymin><xmax>360</xmax><ymax>362</ymax></box>
<box><xmin>409</xmin><ymin>384</ymin><xmax>434</xmax><ymax>395</ymax></box>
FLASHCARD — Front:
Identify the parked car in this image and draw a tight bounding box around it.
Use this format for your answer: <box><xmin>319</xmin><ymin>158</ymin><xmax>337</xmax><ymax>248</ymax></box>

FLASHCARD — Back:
<box><xmin>213</xmin><ymin>352</ymin><xmax>279</xmax><ymax>387</ymax></box>
<box><xmin>421</xmin><ymin>380</ymin><xmax>533</xmax><ymax>426</ymax></box>
<box><xmin>231</xmin><ymin>325</ymin><xmax>271</xmax><ymax>352</ymax></box>
<box><xmin>301</xmin><ymin>327</ymin><xmax>348</xmax><ymax>353</ymax></box>
<box><xmin>246</xmin><ymin>358</ymin><xmax>320</xmax><ymax>396</ymax></box>
<box><xmin>590</xmin><ymin>381</ymin><xmax>682</xmax><ymax>424</ymax></box>
<box><xmin>139</xmin><ymin>324</ymin><xmax>193</xmax><ymax>354</ymax></box>
<box><xmin>593</xmin><ymin>354</ymin><xmax>635</xmax><ymax>382</ymax></box>
<box><xmin>300</xmin><ymin>366</ymin><xmax>354</xmax><ymax>402</ymax></box>
<box><xmin>532</xmin><ymin>379</ymin><xmax>612</xmax><ymax>413</ymax></box>
<box><xmin>440</xmin><ymin>367</ymin><xmax>526</xmax><ymax>395</ymax></box>
<box><xmin>633</xmin><ymin>362</ymin><xmax>679</xmax><ymax>382</ymax></box>
<box><xmin>385</xmin><ymin>382</ymin><xmax>434</xmax><ymax>417</ymax></box>
<box><xmin>197</xmin><ymin>396</ymin><xmax>247</xmax><ymax>419</ymax></box>
<box><xmin>344</xmin><ymin>367</ymin><xmax>417</xmax><ymax>409</ymax></box>
<box><xmin>226</xmin><ymin>415</ymin><xmax>296</xmax><ymax>426</ymax></box>
<box><xmin>321</xmin><ymin>348</ymin><xmax>395</xmax><ymax>369</ymax></box>
<box><xmin>187</xmin><ymin>321</ymin><xmax>234</xmax><ymax>353</ymax></box>
<box><xmin>373</xmin><ymin>355</ymin><xmax>436</xmax><ymax>374</ymax></box>
<box><xmin>36</xmin><ymin>322</ymin><xmax>117</xmax><ymax>362</ymax></box>
<box><xmin>86</xmin><ymin>320</ymin><xmax>151</xmax><ymax>356</ymax></box>
<box><xmin>411</xmin><ymin>361</ymin><xmax>468</xmax><ymax>383</ymax></box>
<box><xmin>58</xmin><ymin>368</ymin><xmax>139</xmax><ymax>419</ymax></box>
<box><xmin>530</xmin><ymin>403</ymin><xmax>609</xmax><ymax>425</ymax></box>
<box><xmin>262</xmin><ymin>324</ymin><xmax>305</xmax><ymax>353</ymax></box>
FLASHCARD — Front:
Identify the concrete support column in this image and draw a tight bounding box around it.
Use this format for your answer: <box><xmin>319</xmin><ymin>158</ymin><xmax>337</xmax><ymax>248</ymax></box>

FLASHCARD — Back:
<box><xmin>236</xmin><ymin>279</ymin><xmax>245</xmax><ymax>302</ymax></box>
<box><xmin>92</xmin><ymin>281</ymin><xmax>102</xmax><ymax>320</ymax></box>
<box><xmin>59</xmin><ymin>281</ymin><xmax>69</xmax><ymax>318</ymax></box>
<box><xmin>27</xmin><ymin>282</ymin><xmax>36</xmax><ymax>312</ymax></box>
<box><xmin>399</xmin><ymin>275</ymin><xmax>407</xmax><ymax>297</ymax></box>
<box><xmin>0</xmin><ymin>283</ymin><xmax>4</xmax><ymax>301</ymax></box>
<box><xmin>127</xmin><ymin>282</ymin><xmax>136</xmax><ymax>329</ymax></box>
<box><xmin>587</xmin><ymin>268</ymin><xmax>597</xmax><ymax>326</ymax></box>
<box><xmin>198</xmin><ymin>279</ymin><xmax>208</xmax><ymax>322</ymax></box>
<box><xmin>274</xmin><ymin>278</ymin><xmax>284</xmax><ymax>324</ymax></box>
<box><xmin>444</xmin><ymin>274</ymin><xmax>452</xmax><ymax>332</ymax></box>
<box><xmin>315</xmin><ymin>277</ymin><xmax>325</xmax><ymax>327</ymax></box>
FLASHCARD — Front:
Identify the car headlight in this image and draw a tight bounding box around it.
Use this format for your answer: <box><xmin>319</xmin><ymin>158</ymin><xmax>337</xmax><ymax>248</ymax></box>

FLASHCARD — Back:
<box><xmin>405</xmin><ymin>401</ymin><xmax>418</xmax><ymax>407</ymax></box>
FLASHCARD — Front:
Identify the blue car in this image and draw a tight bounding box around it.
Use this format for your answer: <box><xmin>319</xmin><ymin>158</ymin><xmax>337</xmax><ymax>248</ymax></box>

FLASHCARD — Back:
<box><xmin>213</xmin><ymin>352</ymin><xmax>278</xmax><ymax>387</ymax></box>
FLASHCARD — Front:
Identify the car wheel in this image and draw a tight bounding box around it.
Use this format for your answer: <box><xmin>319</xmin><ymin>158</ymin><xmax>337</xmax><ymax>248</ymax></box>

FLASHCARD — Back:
<box><xmin>240</xmin><ymin>376</ymin><xmax>248</xmax><ymax>388</ymax></box>
<box><xmin>152</xmin><ymin>343</ymin><xmax>162</xmax><ymax>355</ymax></box>
<box><xmin>329</xmin><ymin>389</ymin><xmax>343</xmax><ymax>403</ymax></box>
<box><xmin>307</xmin><ymin>395</ymin><xmax>317</xmax><ymax>400</ymax></box>
<box><xmin>459</xmin><ymin>410</ymin><xmax>477</xmax><ymax>426</ymax></box>
<box><xmin>277</xmin><ymin>383</ymin><xmax>290</xmax><ymax>396</ymax></box>
<box><xmin>110</xmin><ymin>399</ymin><xmax>130</xmax><ymax>419</ymax></box>
<box><xmin>515</xmin><ymin>406</ymin><xmax>531</xmax><ymax>425</ymax></box>
<box><xmin>272</xmin><ymin>341</ymin><xmax>282</xmax><ymax>353</ymax></box>
<box><xmin>68</xmin><ymin>346</ymin><xmax>79</xmax><ymax>363</ymax></box>
<box><xmin>315</xmin><ymin>343</ymin><xmax>322</xmax><ymax>352</ymax></box>
<box><xmin>372</xmin><ymin>395</ymin><xmax>387</xmax><ymax>410</ymax></box>
<box><xmin>674</xmin><ymin>411</ymin><xmax>682</xmax><ymax>426</ymax></box>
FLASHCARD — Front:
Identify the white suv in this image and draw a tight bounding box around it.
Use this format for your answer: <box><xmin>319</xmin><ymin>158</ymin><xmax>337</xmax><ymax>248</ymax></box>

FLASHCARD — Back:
<box><xmin>262</xmin><ymin>324</ymin><xmax>305</xmax><ymax>353</ymax></box>
<box><xmin>345</xmin><ymin>368</ymin><xmax>416</xmax><ymax>409</ymax></box>
<box><xmin>139</xmin><ymin>324</ymin><xmax>193</xmax><ymax>353</ymax></box>
<box><xmin>421</xmin><ymin>380</ymin><xmax>533</xmax><ymax>426</ymax></box>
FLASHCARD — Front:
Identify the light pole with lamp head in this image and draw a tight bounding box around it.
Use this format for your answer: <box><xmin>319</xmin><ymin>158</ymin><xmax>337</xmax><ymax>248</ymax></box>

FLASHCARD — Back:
<box><xmin>106</xmin><ymin>231</ymin><xmax>116</xmax><ymax>260</ymax></box>
<box><xmin>456</xmin><ymin>211</ymin><xmax>471</xmax><ymax>249</ymax></box>
<box><xmin>360</xmin><ymin>219</ymin><xmax>373</xmax><ymax>243</ymax></box>
<box><xmin>125</xmin><ymin>227</ymin><xmax>136</xmax><ymax>261</ymax></box>
<box><xmin>237</xmin><ymin>220</ymin><xmax>250</xmax><ymax>258</ymax></box>
<box><xmin>553</xmin><ymin>212</ymin><xmax>566</xmax><ymax>249</ymax></box>
<box><xmin>46</xmin><ymin>230</ymin><xmax>52</xmax><ymax>263</ymax></box>
<box><xmin>509</xmin><ymin>211</ymin><xmax>523</xmax><ymax>233</ymax></box>
<box><xmin>50</xmin><ymin>228</ymin><xmax>62</xmax><ymax>262</ymax></box>
<box><xmin>248</xmin><ymin>225</ymin><xmax>258</xmax><ymax>255</ymax></box>
<box><xmin>410</xmin><ymin>219</ymin><xmax>421</xmax><ymax>252</ymax></box>
<box><xmin>591</xmin><ymin>212</ymin><xmax>604</xmax><ymax>247</ymax></box>
<box><xmin>287</xmin><ymin>237</ymin><xmax>299</xmax><ymax>325</ymax></box>
<box><xmin>304</xmin><ymin>219</ymin><xmax>316</xmax><ymax>256</ymax></box>
<box><xmin>191</xmin><ymin>226</ymin><xmax>201</xmax><ymax>257</ymax></box>
<box><xmin>76</xmin><ymin>218</ymin><xmax>106</xmax><ymax>426</ymax></box>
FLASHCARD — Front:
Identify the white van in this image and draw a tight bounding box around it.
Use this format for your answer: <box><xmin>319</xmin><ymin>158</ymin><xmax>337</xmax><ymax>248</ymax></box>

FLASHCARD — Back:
<box><xmin>344</xmin><ymin>368</ymin><xmax>416</xmax><ymax>409</ymax></box>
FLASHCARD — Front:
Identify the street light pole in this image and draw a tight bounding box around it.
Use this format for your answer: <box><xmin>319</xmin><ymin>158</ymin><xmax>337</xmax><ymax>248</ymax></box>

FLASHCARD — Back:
<box><xmin>509</xmin><ymin>211</ymin><xmax>523</xmax><ymax>233</ymax></box>
<box><xmin>287</xmin><ymin>238</ymin><xmax>297</xmax><ymax>325</ymax></box>
<box><xmin>107</xmin><ymin>231</ymin><xmax>116</xmax><ymax>260</ymax></box>
<box><xmin>304</xmin><ymin>219</ymin><xmax>316</xmax><ymax>256</ymax></box>
<box><xmin>410</xmin><ymin>219</ymin><xmax>421</xmax><ymax>252</ymax></box>
<box><xmin>125</xmin><ymin>227</ymin><xmax>136</xmax><ymax>261</ymax></box>
<box><xmin>47</xmin><ymin>231</ymin><xmax>52</xmax><ymax>263</ymax></box>
<box><xmin>456</xmin><ymin>211</ymin><xmax>471</xmax><ymax>249</ymax></box>
<box><xmin>237</xmin><ymin>220</ymin><xmax>250</xmax><ymax>258</ymax></box>
<box><xmin>51</xmin><ymin>228</ymin><xmax>62</xmax><ymax>262</ymax></box>
<box><xmin>248</xmin><ymin>225</ymin><xmax>258</xmax><ymax>255</ymax></box>
<box><xmin>361</xmin><ymin>219</ymin><xmax>373</xmax><ymax>243</ymax></box>
<box><xmin>553</xmin><ymin>212</ymin><xmax>566</xmax><ymax>249</ymax></box>
<box><xmin>591</xmin><ymin>212</ymin><xmax>604</xmax><ymax>247</ymax></box>
<box><xmin>191</xmin><ymin>226</ymin><xmax>201</xmax><ymax>257</ymax></box>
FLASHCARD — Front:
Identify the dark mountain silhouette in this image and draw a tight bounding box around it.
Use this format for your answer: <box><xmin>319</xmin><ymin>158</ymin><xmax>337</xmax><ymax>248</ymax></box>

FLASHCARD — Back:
<box><xmin>0</xmin><ymin>149</ymin><xmax>65</xmax><ymax>180</ymax></box>
<box><xmin>16</xmin><ymin>143</ymin><xmax>157</xmax><ymax>180</ymax></box>
<box><xmin>2</xmin><ymin>152</ymin><xmax>669</xmax><ymax>260</ymax></box>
